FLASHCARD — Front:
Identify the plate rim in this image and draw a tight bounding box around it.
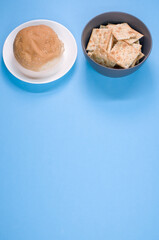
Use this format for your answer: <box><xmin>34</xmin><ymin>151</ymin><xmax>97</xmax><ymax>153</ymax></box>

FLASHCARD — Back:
<box><xmin>3</xmin><ymin>19</ymin><xmax>77</xmax><ymax>84</ymax></box>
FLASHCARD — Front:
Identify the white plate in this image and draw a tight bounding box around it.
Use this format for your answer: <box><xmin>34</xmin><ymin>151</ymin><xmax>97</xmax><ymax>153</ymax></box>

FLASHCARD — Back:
<box><xmin>3</xmin><ymin>19</ymin><xmax>77</xmax><ymax>84</ymax></box>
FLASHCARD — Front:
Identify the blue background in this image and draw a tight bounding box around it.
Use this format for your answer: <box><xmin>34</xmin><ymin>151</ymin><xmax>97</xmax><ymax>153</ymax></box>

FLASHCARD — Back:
<box><xmin>0</xmin><ymin>0</ymin><xmax>159</xmax><ymax>239</ymax></box>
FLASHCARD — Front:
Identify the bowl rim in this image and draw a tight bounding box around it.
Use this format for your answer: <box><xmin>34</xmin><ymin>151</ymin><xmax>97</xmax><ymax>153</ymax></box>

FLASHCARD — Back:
<box><xmin>81</xmin><ymin>11</ymin><xmax>152</xmax><ymax>71</ymax></box>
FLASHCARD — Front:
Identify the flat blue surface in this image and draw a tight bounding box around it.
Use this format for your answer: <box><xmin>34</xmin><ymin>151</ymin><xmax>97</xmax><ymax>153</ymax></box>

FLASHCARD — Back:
<box><xmin>0</xmin><ymin>0</ymin><xmax>159</xmax><ymax>239</ymax></box>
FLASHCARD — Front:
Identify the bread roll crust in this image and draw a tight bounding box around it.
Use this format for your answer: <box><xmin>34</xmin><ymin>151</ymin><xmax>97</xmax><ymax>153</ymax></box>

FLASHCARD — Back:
<box><xmin>13</xmin><ymin>25</ymin><xmax>63</xmax><ymax>71</ymax></box>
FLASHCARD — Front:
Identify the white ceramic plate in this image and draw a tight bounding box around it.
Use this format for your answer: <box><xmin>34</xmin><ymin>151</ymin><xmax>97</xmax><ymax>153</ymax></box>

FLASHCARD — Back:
<box><xmin>3</xmin><ymin>19</ymin><xmax>77</xmax><ymax>84</ymax></box>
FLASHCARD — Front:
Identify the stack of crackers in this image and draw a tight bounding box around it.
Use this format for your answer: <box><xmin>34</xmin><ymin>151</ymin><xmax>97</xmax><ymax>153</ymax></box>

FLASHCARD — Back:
<box><xmin>86</xmin><ymin>23</ymin><xmax>144</xmax><ymax>69</ymax></box>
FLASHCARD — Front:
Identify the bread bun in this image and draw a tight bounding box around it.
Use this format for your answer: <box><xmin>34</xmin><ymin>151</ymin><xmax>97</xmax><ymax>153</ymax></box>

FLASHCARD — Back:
<box><xmin>13</xmin><ymin>25</ymin><xmax>64</xmax><ymax>72</ymax></box>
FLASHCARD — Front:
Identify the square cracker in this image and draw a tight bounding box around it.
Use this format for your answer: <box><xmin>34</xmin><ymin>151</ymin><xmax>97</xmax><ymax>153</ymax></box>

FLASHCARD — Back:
<box><xmin>86</xmin><ymin>28</ymin><xmax>112</xmax><ymax>51</ymax></box>
<box><xmin>124</xmin><ymin>30</ymin><xmax>143</xmax><ymax>44</ymax></box>
<box><xmin>131</xmin><ymin>52</ymin><xmax>145</xmax><ymax>67</ymax></box>
<box><xmin>112</xmin><ymin>23</ymin><xmax>140</xmax><ymax>41</ymax></box>
<box><xmin>108</xmin><ymin>40</ymin><xmax>140</xmax><ymax>69</ymax></box>
<box><xmin>90</xmin><ymin>45</ymin><xmax>116</xmax><ymax>68</ymax></box>
<box><xmin>104</xmin><ymin>23</ymin><xmax>143</xmax><ymax>44</ymax></box>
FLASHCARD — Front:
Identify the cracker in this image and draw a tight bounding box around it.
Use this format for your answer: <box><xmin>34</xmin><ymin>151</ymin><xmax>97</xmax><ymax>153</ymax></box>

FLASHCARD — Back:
<box><xmin>86</xmin><ymin>28</ymin><xmax>112</xmax><ymax>51</ymax></box>
<box><xmin>87</xmin><ymin>51</ymin><xmax>93</xmax><ymax>57</ymax></box>
<box><xmin>124</xmin><ymin>38</ymin><xmax>137</xmax><ymax>44</ymax></box>
<box><xmin>108</xmin><ymin>40</ymin><xmax>140</xmax><ymax>69</ymax></box>
<box><xmin>130</xmin><ymin>43</ymin><xmax>144</xmax><ymax>67</ymax></box>
<box><xmin>100</xmin><ymin>25</ymin><xmax>106</xmax><ymax>28</ymax></box>
<box><xmin>112</xmin><ymin>23</ymin><xmax>136</xmax><ymax>40</ymax></box>
<box><xmin>106</xmin><ymin>24</ymin><xmax>116</xmax><ymax>29</ymax></box>
<box><xmin>137</xmin><ymin>52</ymin><xmax>144</xmax><ymax>61</ymax></box>
<box><xmin>106</xmin><ymin>24</ymin><xmax>118</xmax><ymax>47</ymax></box>
<box><xmin>131</xmin><ymin>60</ymin><xmax>136</xmax><ymax>67</ymax></box>
<box><xmin>112</xmin><ymin>23</ymin><xmax>143</xmax><ymax>42</ymax></box>
<box><xmin>100</xmin><ymin>24</ymin><xmax>115</xmax><ymax>29</ymax></box>
<box><xmin>124</xmin><ymin>30</ymin><xmax>143</xmax><ymax>44</ymax></box>
<box><xmin>91</xmin><ymin>46</ymin><xmax>116</xmax><ymax>68</ymax></box>
<box><xmin>135</xmin><ymin>52</ymin><xmax>145</xmax><ymax>64</ymax></box>
<box><xmin>132</xmin><ymin>43</ymin><xmax>142</xmax><ymax>51</ymax></box>
<box><xmin>131</xmin><ymin>52</ymin><xmax>145</xmax><ymax>67</ymax></box>
<box><xmin>107</xmin><ymin>34</ymin><xmax>114</xmax><ymax>52</ymax></box>
<box><xmin>135</xmin><ymin>40</ymin><xmax>140</xmax><ymax>44</ymax></box>
<box><xmin>131</xmin><ymin>55</ymin><xmax>138</xmax><ymax>67</ymax></box>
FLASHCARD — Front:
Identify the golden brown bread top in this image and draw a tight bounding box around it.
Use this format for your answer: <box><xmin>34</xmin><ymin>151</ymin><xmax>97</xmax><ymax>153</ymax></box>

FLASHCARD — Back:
<box><xmin>13</xmin><ymin>25</ymin><xmax>63</xmax><ymax>71</ymax></box>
